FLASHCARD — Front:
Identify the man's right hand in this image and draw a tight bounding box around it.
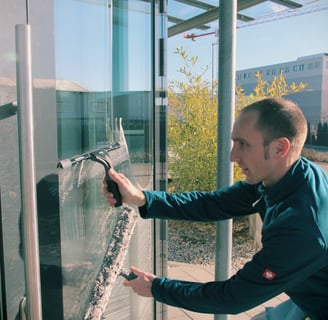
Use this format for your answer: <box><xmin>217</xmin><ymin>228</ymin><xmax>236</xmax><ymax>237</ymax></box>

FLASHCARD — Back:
<box><xmin>103</xmin><ymin>168</ymin><xmax>146</xmax><ymax>207</ymax></box>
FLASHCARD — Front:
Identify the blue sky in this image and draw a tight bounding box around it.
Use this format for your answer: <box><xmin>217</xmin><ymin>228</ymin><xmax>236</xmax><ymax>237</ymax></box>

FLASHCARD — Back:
<box><xmin>167</xmin><ymin>0</ymin><xmax>328</xmax><ymax>82</ymax></box>
<box><xmin>54</xmin><ymin>0</ymin><xmax>328</xmax><ymax>89</ymax></box>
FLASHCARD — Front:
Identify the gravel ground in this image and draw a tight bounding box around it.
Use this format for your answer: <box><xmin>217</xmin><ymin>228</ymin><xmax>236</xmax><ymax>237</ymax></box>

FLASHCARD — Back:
<box><xmin>168</xmin><ymin>217</ymin><xmax>260</xmax><ymax>274</ymax></box>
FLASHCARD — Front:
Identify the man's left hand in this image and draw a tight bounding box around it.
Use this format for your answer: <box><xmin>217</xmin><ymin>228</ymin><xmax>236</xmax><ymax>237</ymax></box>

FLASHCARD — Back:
<box><xmin>123</xmin><ymin>266</ymin><xmax>156</xmax><ymax>298</ymax></box>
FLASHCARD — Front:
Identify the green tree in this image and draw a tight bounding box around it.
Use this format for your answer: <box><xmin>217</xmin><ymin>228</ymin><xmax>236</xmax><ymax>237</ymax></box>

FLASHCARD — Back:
<box><xmin>323</xmin><ymin>123</ymin><xmax>328</xmax><ymax>146</ymax></box>
<box><xmin>235</xmin><ymin>71</ymin><xmax>307</xmax><ymax>112</ymax></box>
<box><xmin>168</xmin><ymin>47</ymin><xmax>308</xmax><ymax>192</ymax></box>
<box><xmin>317</xmin><ymin>122</ymin><xmax>324</xmax><ymax>146</ymax></box>
<box><xmin>168</xmin><ymin>47</ymin><xmax>217</xmax><ymax>192</ymax></box>
<box><xmin>306</xmin><ymin>121</ymin><xmax>311</xmax><ymax>145</ymax></box>
<box><xmin>316</xmin><ymin>122</ymin><xmax>328</xmax><ymax>146</ymax></box>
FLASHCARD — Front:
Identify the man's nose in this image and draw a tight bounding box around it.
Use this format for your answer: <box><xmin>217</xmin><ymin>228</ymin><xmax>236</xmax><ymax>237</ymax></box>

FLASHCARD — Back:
<box><xmin>230</xmin><ymin>145</ymin><xmax>240</xmax><ymax>162</ymax></box>
<box><xmin>230</xmin><ymin>145</ymin><xmax>237</xmax><ymax>163</ymax></box>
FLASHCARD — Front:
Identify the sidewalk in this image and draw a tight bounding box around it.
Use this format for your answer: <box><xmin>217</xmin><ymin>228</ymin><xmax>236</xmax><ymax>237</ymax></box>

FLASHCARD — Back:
<box><xmin>167</xmin><ymin>261</ymin><xmax>289</xmax><ymax>320</ymax></box>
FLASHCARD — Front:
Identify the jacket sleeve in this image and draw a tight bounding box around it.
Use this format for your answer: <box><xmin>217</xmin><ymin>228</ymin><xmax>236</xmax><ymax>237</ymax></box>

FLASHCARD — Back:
<box><xmin>138</xmin><ymin>181</ymin><xmax>260</xmax><ymax>222</ymax></box>
<box><xmin>150</xmin><ymin>212</ymin><xmax>326</xmax><ymax>314</ymax></box>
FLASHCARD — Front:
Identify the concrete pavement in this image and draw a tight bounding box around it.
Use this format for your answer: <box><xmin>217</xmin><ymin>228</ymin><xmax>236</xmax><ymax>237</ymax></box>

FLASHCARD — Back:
<box><xmin>167</xmin><ymin>261</ymin><xmax>289</xmax><ymax>320</ymax></box>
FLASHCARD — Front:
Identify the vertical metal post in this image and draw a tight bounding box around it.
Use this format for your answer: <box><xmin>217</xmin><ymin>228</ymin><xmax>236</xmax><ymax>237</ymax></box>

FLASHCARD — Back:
<box><xmin>214</xmin><ymin>1</ymin><xmax>237</xmax><ymax>320</ymax></box>
<box><xmin>0</xmin><ymin>186</ymin><xmax>7</xmax><ymax>320</ymax></box>
<box><xmin>15</xmin><ymin>24</ymin><xmax>42</xmax><ymax>320</ymax></box>
<box><xmin>155</xmin><ymin>1</ymin><xmax>168</xmax><ymax>319</ymax></box>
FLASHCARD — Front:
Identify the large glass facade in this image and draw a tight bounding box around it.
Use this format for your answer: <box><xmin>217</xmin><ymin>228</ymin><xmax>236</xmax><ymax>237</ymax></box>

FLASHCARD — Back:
<box><xmin>0</xmin><ymin>0</ymin><xmax>165</xmax><ymax>319</ymax></box>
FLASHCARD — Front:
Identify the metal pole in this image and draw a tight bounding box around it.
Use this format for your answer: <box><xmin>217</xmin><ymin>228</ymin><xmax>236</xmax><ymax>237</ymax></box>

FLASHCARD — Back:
<box><xmin>15</xmin><ymin>24</ymin><xmax>42</xmax><ymax>320</ymax></box>
<box><xmin>214</xmin><ymin>1</ymin><xmax>237</xmax><ymax>320</ymax></box>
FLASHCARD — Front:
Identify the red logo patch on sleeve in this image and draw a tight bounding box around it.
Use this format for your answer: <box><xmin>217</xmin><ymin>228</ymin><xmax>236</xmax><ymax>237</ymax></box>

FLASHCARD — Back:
<box><xmin>262</xmin><ymin>269</ymin><xmax>276</xmax><ymax>280</ymax></box>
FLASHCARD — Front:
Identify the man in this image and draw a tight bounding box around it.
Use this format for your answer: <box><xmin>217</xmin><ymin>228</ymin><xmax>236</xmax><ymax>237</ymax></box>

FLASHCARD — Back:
<box><xmin>103</xmin><ymin>98</ymin><xmax>328</xmax><ymax>319</ymax></box>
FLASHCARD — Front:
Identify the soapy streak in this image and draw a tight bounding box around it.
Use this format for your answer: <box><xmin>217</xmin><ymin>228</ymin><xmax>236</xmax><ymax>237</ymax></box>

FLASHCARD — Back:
<box><xmin>84</xmin><ymin>206</ymin><xmax>138</xmax><ymax>320</ymax></box>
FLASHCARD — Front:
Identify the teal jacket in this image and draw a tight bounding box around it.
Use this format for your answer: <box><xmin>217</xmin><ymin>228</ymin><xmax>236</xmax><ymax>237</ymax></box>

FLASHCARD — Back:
<box><xmin>139</xmin><ymin>157</ymin><xmax>328</xmax><ymax>319</ymax></box>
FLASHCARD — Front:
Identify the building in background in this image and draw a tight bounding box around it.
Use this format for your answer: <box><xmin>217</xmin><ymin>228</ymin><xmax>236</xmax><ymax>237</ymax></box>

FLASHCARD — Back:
<box><xmin>236</xmin><ymin>53</ymin><xmax>328</xmax><ymax>132</ymax></box>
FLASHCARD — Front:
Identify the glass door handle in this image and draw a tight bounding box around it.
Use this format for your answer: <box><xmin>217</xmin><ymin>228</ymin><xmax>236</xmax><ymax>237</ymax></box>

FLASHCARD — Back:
<box><xmin>15</xmin><ymin>24</ymin><xmax>42</xmax><ymax>320</ymax></box>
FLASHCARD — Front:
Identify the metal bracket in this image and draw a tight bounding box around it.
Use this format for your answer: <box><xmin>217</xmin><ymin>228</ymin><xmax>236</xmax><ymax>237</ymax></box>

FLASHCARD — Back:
<box><xmin>0</xmin><ymin>102</ymin><xmax>18</xmax><ymax>120</ymax></box>
<box><xmin>19</xmin><ymin>296</ymin><xmax>26</xmax><ymax>320</ymax></box>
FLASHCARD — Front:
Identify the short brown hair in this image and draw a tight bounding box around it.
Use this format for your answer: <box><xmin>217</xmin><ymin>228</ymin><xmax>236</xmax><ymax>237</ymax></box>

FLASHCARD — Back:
<box><xmin>241</xmin><ymin>98</ymin><xmax>308</xmax><ymax>154</ymax></box>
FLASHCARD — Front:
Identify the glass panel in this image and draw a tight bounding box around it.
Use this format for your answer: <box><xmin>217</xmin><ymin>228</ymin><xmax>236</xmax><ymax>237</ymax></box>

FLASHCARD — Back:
<box><xmin>1</xmin><ymin>0</ymin><xmax>155</xmax><ymax>318</ymax></box>
<box><xmin>0</xmin><ymin>108</ymin><xmax>23</xmax><ymax>319</ymax></box>
<box><xmin>0</xmin><ymin>2</ymin><xmax>26</xmax><ymax>319</ymax></box>
<box><xmin>55</xmin><ymin>1</ymin><xmax>115</xmax><ymax>318</ymax></box>
<box><xmin>110</xmin><ymin>3</ymin><xmax>154</xmax><ymax>315</ymax></box>
<box><xmin>55</xmin><ymin>0</ymin><xmax>153</xmax><ymax>319</ymax></box>
<box><xmin>112</xmin><ymin>0</ymin><xmax>153</xmax><ymax>190</ymax></box>
<box><xmin>1</xmin><ymin>0</ymin><xmax>62</xmax><ymax>318</ymax></box>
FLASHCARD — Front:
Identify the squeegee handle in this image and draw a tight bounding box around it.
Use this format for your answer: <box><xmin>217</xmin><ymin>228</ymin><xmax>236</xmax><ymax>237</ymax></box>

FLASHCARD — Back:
<box><xmin>105</xmin><ymin>175</ymin><xmax>122</xmax><ymax>207</ymax></box>
<box><xmin>119</xmin><ymin>270</ymin><xmax>137</xmax><ymax>281</ymax></box>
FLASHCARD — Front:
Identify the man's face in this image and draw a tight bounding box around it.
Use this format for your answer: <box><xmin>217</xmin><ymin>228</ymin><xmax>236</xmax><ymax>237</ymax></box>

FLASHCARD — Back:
<box><xmin>230</xmin><ymin>111</ymin><xmax>278</xmax><ymax>186</ymax></box>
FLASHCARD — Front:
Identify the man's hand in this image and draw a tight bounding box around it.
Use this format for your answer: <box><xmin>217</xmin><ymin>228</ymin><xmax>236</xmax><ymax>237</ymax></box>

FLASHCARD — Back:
<box><xmin>102</xmin><ymin>168</ymin><xmax>146</xmax><ymax>207</ymax></box>
<box><xmin>122</xmin><ymin>266</ymin><xmax>156</xmax><ymax>298</ymax></box>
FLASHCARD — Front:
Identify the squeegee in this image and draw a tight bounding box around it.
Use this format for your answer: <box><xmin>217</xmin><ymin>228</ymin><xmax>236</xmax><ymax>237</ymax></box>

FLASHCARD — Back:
<box><xmin>57</xmin><ymin>142</ymin><xmax>122</xmax><ymax>207</ymax></box>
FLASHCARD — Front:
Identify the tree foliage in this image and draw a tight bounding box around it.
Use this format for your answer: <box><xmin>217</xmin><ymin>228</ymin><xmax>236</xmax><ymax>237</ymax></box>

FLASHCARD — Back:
<box><xmin>168</xmin><ymin>47</ymin><xmax>217</xmax><ymax>192</ymax></box>
<box><xmin>168</xmin><ymin>47</ymin><xmax>308</xmax><ymax>192</ymax></box>
<box><xmin>316</xmin><ymin>122</ymin><xmax>328</xmax><ymax>146</ymax></box>
<box><xmin>235</xmin><ymin>71</ymin><xmax>307</xmax><ymax>112</ymax></box>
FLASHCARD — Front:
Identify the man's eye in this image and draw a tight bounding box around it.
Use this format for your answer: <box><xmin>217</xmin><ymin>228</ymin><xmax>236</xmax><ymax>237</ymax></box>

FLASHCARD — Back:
<box><xmin>239</xmin><ymin>141</ymin><xmax>247</xmax><ymax>149</ymax></box>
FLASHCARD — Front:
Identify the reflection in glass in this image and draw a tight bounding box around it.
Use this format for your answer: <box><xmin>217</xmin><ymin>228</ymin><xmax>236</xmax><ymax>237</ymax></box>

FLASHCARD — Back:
<box><xmin>55</xmin><ymin>0</ymin><xmax>154</xmax><ymax>318</ymax></box>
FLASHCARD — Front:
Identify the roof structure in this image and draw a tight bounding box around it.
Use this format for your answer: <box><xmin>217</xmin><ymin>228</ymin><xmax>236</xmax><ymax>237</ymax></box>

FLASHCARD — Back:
<box><xmin>167</xmin><ymin>0</ymin><xmax>324</xmax><ymax>37</ymax></box>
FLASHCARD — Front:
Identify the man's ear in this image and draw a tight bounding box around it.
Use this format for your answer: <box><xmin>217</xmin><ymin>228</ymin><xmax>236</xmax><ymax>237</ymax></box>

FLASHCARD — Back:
<box><xmin>275</xmin><ymin>137</ymin><xmax>290</xmax><ymax>157</ymax></box>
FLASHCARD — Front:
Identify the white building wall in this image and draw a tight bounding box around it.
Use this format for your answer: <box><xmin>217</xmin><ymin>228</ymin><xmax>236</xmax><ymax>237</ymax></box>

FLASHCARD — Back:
<box><xmin>321</xmin><ymin>55</ymin><xmax>328</xmax><ymax>122</ymax></box>
<box><xmin>236</xmin><ymin>53</ymin><xmax>328</xmax><ymax>128</ymax></box>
